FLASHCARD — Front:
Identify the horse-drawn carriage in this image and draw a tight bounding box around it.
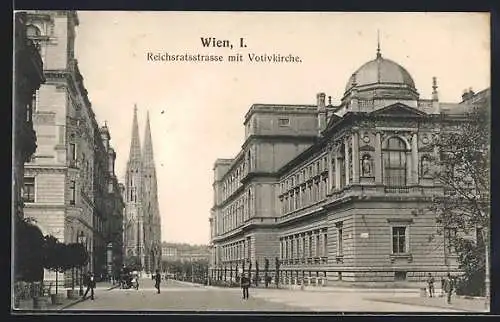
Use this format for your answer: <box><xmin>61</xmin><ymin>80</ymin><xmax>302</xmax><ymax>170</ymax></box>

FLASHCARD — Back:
<box><xmin>120</xmin><ymin>269</ymin><xmax>139</xmax><ymax>290</ymax></box>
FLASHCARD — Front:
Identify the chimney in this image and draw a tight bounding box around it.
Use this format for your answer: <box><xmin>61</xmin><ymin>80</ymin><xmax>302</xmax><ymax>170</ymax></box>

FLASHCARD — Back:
<box><xmin>108</xmin><ymin>148</ymin><xmax>116</xmax><ymax>176</ymax></box>
<box><xmin>350</xmin><ymin>73</ymin><xmax>359</xmax><ymax>112</ymax></box>
<box><xmin>317</xmin><ymin>92</ymin><xmax>326</xmax><ymax>135</ymax></box>
<box><xmin>431</xmin><ymin>77</ymin><xmax>440</xmax><ymax>114</ymax></box>
<box><xmin>100</xmin><ymin>122</ymin><xmax>110</xmax><ymax>151</ymax></box>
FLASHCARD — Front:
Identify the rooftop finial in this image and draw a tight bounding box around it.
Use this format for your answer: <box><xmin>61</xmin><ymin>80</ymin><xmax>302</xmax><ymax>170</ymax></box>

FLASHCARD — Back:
<box><xmin>432</xmin><ymin>77</ymin><xmax>438</xmax><ymax>93</ymax></box>
<box><xmin>104</xmin><ymin>120</ymin><xmax>107</xmax><ymax>127</ymax></box>
<box><xmin>134</xmin><ymin>103</ymin><xmax>137</xmax><ymax>112</ymax></box>
<box><xmin>376</xmin><ymin>29</ymin><xmax>382</xmax><ymax>58</ymax></box>
<box><xmin>352</xmin><ymin>72</ymin><xmax>358</xmax><ymax>87</ymax></box>
<box><xmin>328</xmin><ymin>96</ymin><xmax>332</xmax><ymax>105</ymax></box>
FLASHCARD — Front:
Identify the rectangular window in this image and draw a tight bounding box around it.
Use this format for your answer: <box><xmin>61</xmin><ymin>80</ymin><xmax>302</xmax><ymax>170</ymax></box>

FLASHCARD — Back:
<box><xmin>280</xmin><ymin>239</ymin><xmax>283</xmax><ymax>259</ymax></box>
<box><xmin>278</xmin><ymin>118</ymin><xmax>290</xmax><ymax>127</ymax></box>
<box><xmin>23</xmin><ymin>177</ymin><xmax>35</xmax><ymax>203</ymax></box>
<box><xmin>323</xmin><ymin>232</ymin><xmax>328</xmax><ymax>257</ymax></box>
<box><xmin>336</xmin><ymin>223</ymin><xmax>343</xmax><ymax>256</ymax></box>
<box><xmin>69</xmin><ymin>180</ymin><xmax>76</xmax><ymax>205</ymax></box>
<box><xmin>394</xmin><ymin>271</ymin><xmax>407</xmax><ymax>281</ymax></box>
<box><xmin>444</xmin><ymin>227</ymin><xmax>457</xmax><ymax>254</ymax></box>
<box><xmin>309</xmin><ymin>235</ymin><xmax>313</xmax><ymax>257</ymax></box>
<box><xmin>302</xmin><ymin>236</ymin><xmax>306</xmax><ymax>258</ymax></box>
<box><xmin>315</xmin><ymin>234</ymin><xmax>320</xmax><ymax>257</ymax></box>
<box><xmin>392</xmin><ymin>226</ymin><xmax>407</xmax><ymax>254</ymax></box>
<box><xmin>69</xmin><ymin>143</ymin><xmax>77</xmax><ymax>161</ymax></box>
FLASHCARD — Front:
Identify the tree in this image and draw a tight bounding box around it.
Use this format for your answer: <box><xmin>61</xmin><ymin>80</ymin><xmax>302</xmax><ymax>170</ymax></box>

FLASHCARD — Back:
<box><xmin>14</xmin><ymin>216</ymin><xmax>44</xmax><ymax>282</ymax></box>
<box><xmin>428</xmin><ymin>95</ymin><xmax>490</xmax><ymax>306</ymax></box>
<box><xmin>65</xmin><ymin>243</ymin><xmax>89</xmax><ymax>290</ymax></box>
<box><xmin>42</xmin><ymin>235</ymin><xmax>65</xmax><ymax>294</ymax></box>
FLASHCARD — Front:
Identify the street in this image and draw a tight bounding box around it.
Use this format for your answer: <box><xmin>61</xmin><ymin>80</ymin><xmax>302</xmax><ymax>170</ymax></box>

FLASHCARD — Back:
<box><xmin>65</xmin><ymin>278</ymin><xmax>464</xmax><ymax>312</ymax></box>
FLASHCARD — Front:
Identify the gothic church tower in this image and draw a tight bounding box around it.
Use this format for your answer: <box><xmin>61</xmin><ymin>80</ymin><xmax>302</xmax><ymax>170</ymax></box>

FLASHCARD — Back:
<box><xmin>124</xmin><ymin>105</ymin><xmax>146</xmax><ymax>268</ymax></box>
<box><xmin>142</xmin><ymin>111</ymin><xmax>162</xmax><ymax>272</ymax></box>
<box><xmin>124</xmin><ymin>106</ymin><xmax>162</xmax><ymax>272</ymax></box>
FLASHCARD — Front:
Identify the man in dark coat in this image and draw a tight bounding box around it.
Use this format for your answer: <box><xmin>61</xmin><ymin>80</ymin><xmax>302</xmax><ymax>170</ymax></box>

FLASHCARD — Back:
<box><xmin>443</xmin><ymin>273</ymin><xmax>454</xmax><ymax>304</ymax></box>
<box><xmin>83</xmin><ymin>272</ymin><xmax>96</xmax><ymax>300</ymax></box>
<box><xmin>154</xmin><ymin>269</ymin><xmax>162</xmax><ymax>294</ymax></box>
<box><xmin>240</xmin><ymin>274</ymin><xmax>250</xmax><ymax>299</ymax></box>
<box><xmin>427</xmin><ymin>273</ymin><xmax>435</xmax><ymax>298</ymax></box>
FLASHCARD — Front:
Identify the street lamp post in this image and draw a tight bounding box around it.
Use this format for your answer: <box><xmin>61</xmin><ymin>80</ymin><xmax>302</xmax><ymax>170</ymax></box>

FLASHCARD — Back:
<box><xmin>191</xmin><ymin>257</ymin><xmax>194</xmax><ymax>283</ymax></box>
<box><xmin>77</xmin><ymin>231</ymin><xmax>87</xmax><ymax>296</ymax></box>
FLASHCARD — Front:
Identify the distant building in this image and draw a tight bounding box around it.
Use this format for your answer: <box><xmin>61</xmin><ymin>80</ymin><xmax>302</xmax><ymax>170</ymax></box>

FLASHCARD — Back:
<box><xmin>123</xmin><ymin>107</ymin><xmax>162</xmax><ymax>273</ymax></box>
<box><xmin>209</xmin><ymin>44</ymin><xmax>490</xmax><ymax>284</ymax></box>
<box><xmin>161</xmin><ymin>243</ymin><xmax>210</xmax><ymax>263</ymax></box>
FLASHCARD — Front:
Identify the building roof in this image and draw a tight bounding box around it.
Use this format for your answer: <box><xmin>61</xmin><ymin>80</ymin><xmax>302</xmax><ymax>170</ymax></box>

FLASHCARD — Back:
<box><xmin>344</xmin><ymin>53</ymin><xmax>416</xmax><ymax>94</ymax></box>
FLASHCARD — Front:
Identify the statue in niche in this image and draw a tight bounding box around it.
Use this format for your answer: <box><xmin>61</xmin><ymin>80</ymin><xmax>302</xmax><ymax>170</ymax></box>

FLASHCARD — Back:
<box><xmin>421</xmin><ymin>156</ymin><xmax>431</xmax><ymax>177</ymax></box>
<box><xmin>361</xmin><ymin>154</ymin><xmax>373</xmax><ymax>177</ymax></box>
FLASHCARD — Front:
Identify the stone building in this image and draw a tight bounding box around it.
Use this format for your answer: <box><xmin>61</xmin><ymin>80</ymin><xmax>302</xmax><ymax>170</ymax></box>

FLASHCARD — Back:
<box><xmin>13</xmin><ymin>12</ymin><xmax>45</xmax><ymax>221</ymax></box>
<box><xmin>123</xmin><ymin>107</ymin><xmax>162</xmax><ymax>273</ymax></box>
<box><xmin>209</xmin><ymin>46</ymin><xmax>490</xmax><ymax>284</ymax></box>
<box><xmin>161</xmin><ymin>243</ymin><xmax>210</xmax><ymax>263</ymax></box>
<box><xmin>13</xmin><ymin>12</ymin><xmax>45</xmax><ymax>283</ymax></box>
<box><xmin>21</xmin><ymin>10</ymin><xmax>124</xmax><ymax>285</ymax></box>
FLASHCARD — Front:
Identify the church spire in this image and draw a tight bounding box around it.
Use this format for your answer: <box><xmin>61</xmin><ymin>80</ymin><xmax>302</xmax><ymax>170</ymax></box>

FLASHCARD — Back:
<box><xmin>142</xmin><ymin>110</ymin><xmax>155</xmax><ymax>168</ymax></box>
<box><xmin>128</xmin><ymin>104</ymin><xmax>142</xmax><ymax>164</ymax></box>
<box><xmin>376</xmin><ymin>29</ymin><xmax>382</xmax><ymax>59</ymax></box>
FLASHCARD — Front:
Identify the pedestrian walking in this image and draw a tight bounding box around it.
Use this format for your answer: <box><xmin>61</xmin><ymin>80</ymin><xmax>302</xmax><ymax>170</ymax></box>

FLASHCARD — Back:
<box><xmin>440</xmin><ymin>277</ymin><xmax>445</xmax><ymax>297</ymax></box>
<box><xmin>240</xmin><ymin>274</ymin><xmax>250</xmax><ymax>300</ymax></box>
<box><xmin>83</xmin><ymin>272</ymin><xmax>96</xmax><ymax>300</ymax></box>
<box><xmin>427</xmin><ymin>273</ymin><xmax>435</xmax><ymax>298</ymax></box>
<box><xmin>443</xmin><ymin>273</ymin><xmax>454</xmax><ymax>304</ymax></box>
<box><xmin>154</xmin><ymin>269</ymin><xmax>162</xmax><ymax>294</ymax></box>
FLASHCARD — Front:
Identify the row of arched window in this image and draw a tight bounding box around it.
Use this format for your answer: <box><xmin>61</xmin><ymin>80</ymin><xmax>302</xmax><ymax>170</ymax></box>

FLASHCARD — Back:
<box><xmin>279</xmin><ymin>136</ymin><xmax>434</xmax><ymax>215</ymax></box>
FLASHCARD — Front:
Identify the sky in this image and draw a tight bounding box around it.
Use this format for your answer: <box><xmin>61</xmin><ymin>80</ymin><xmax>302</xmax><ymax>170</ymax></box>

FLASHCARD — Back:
<box><xmin>73</xmin><ymin>11</ymin><xmax>490</xmax><ymax>245</ymax></box>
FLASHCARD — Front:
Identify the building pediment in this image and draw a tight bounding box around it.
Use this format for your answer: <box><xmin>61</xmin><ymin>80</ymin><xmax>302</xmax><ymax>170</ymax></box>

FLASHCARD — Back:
<box><xmin>370</xmin><ymin>102</ymin><xmax>427</xmax><ymax>117</ymax></box>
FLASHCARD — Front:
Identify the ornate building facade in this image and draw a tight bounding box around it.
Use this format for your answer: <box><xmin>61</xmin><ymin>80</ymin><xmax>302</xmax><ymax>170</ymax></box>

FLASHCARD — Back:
<box><xmin>13</xmin><ymin>12</ymin><xmax>45</xmax><ymax>221</ymax></box>
<box><xmin>123</xmin><ymin>107</ymin><xmax>162</xmax><ymax>273</ymax></box>
<box><xmin>21</xmin><ymin>10</ymin><xmax>125</xmax><ymax>284</ymax></box>
<box><xmin>13</xmin><ymin>12</ymin><xmax>45</xmax><ymax>283</ymax></box>
<box><xmin>209</xmin><ymin>46</ymin><xmax>490</xmax><ymax>284</ymax></box>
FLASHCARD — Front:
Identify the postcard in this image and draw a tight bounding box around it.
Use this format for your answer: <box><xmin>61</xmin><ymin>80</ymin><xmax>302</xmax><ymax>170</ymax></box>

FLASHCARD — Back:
<box><xmin>12</xmin><ymin>10</ymin><xmax>490</xmax><ymax>313</ymax></box>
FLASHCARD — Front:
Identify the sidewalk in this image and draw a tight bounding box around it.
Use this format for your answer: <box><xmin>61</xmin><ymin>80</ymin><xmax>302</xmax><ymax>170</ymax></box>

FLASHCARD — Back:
<box><xmin>204</xmin><ymin>280</ymin><xmax>424</xmax><ymax>295</ymax></box>
<box><xmin>368</xmin><ymin>295</ymin><xmax>489</xmax><ymax>313</ymax></box>
<box><xmin>57</xmin><ymin>282</ymin><xmax>120</xmax><ymax>310</ymax></box>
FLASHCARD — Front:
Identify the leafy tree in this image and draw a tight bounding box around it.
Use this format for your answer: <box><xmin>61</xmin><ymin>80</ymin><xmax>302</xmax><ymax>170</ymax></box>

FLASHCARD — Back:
<box><xmin>42</xmin><ymin>235</ymin><xmax>64</xmax><ymax>294</ymax></box>
<box><xmin>14</xmin><ymin>216</ymin><xmax>44</xmax><ymax>282</ymax></box>
<box><xmin>428</xmin><ymin>92</ymin><xmax>490</xmax><ymax>302</ymax></box>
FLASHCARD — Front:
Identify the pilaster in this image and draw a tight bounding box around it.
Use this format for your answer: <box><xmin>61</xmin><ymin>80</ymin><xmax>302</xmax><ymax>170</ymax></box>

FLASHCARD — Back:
<box><xmin>374</xmin><ymin>131</ymin><xmax>382</xmax><ymax>184</ymax></box>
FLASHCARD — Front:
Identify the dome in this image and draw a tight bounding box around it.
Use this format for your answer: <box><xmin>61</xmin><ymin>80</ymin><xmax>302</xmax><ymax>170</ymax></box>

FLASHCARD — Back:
<box><xmin>344</xmin><ymin>52</ymin><xmax>416</xmax><ymax>94</ymax></box>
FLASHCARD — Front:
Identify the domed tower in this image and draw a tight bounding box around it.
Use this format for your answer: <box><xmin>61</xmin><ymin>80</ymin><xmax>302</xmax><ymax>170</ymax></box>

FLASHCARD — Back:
<box><xmin>340</xmin><ymin>37</ymin><xmax>419</xmax><ymax>114</ymax></box>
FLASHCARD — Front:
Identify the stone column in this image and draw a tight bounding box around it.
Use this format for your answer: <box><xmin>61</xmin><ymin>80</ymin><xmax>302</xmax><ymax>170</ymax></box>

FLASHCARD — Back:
<box><xmin>335</xmin><ymin>152</ymin><xmax>340</xmax><ymax>190</ymax></box>
<box><xmin>411</xmin><ymin>133</ymin><xmax>419</xmax><ymax>185</ymax></box>
<box><xmin>352</xmin><ymin>132</ymin><xmax>360</xmax><ymax>183</ymax></box>
<box><xmin>375</xmin><ymin>132</ymin><xmax>382</xmax><ymax>184</ymax></box>
<box><xmin>344</xmin><ymin>138</ymin><xmax>350</xmax><ymax>186</ymax></box>
<box><xmin>407</xmin><ymin>152</ymin><xmax>413</xmax><ymax>185</ymax></box>
<box><xmin>327</xmin><ymin>148</ymin><xmax>334</xmax><ymax>192</ymax></box>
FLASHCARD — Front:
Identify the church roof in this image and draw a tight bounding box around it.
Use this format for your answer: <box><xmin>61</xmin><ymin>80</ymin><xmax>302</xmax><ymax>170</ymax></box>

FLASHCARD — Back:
<box><xmin>142</xmin><ymin>110</ymin><xmax>156</xmax><ymax>169</ymax></box>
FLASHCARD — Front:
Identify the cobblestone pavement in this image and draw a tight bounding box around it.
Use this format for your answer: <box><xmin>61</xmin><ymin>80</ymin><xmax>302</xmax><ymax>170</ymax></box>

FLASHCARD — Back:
<box><xmin>65</xmin><ymin>278</ymin><xmax>464</xmax><ymax>312</ymax></box>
